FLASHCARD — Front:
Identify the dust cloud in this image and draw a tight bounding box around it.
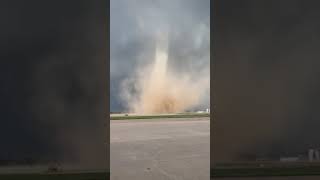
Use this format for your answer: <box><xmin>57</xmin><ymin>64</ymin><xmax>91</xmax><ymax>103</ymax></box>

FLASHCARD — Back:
<box><xmin>120</xmin><ymin>31</ymin><xmax>209</xmax><ymax>114</ymax></box>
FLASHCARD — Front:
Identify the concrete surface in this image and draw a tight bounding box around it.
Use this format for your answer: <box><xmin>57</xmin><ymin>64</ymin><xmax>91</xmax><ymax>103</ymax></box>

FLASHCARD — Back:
<box><xmin>110</xmin><ymin>117</ymin><xmax>210</xmax><ymax>180</ymax></box>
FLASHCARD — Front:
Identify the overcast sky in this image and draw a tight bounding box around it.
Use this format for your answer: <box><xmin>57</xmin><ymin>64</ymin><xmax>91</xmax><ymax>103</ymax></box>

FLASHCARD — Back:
<box><xmin>110</xmin><ymin>0</ymin><xmax>210</xmax><ymax>112</ymax></box>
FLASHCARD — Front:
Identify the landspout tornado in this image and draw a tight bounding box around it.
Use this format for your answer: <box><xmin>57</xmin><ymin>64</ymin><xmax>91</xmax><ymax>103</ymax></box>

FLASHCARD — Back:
<box><xmin>121</xmin><ymin>31</ymin><xmax>208</xmax><ymax>114</ymax></box>
<box><xmin>151</xmin><ymin>32</ymin><xmax>169</xmax><ymax>89</ymax></box>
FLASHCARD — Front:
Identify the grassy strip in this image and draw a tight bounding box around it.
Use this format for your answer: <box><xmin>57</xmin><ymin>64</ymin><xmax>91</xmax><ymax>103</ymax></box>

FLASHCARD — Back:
<box><xmin>0</xmin><ymin>172</ymin><xmax>109</xmax><ymax>180</ymax></box>
<box><xmin>110</xmin><ymin>113</ymin><xmax>210</xmax><ymax>120</ymax></box>
<box><xmin>211</xmin><ymin>167</ymin><xmax>320</xmax><ymax>177</ymax></box>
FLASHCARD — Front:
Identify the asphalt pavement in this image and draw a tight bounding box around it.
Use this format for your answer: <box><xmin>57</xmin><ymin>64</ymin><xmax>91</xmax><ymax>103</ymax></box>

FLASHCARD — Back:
<box><xmin>110</xmin><ymin>117</ymin><xmax>210</xmax><ymax>180</ymax></box>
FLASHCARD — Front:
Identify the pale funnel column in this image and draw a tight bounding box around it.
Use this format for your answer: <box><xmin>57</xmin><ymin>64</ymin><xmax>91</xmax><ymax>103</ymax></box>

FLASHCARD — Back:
<box><xmin>151</xmin><ymin>31</ymin><xmax>169</xmax><ymax>85</ymax></box>
<box><xmin>139</xmin><ymin>31</ymin><xmax>170</xmax><ymax>114</ymax></box>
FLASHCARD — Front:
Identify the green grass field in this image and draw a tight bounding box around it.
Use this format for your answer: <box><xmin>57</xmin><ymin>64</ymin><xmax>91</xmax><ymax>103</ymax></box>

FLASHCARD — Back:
<box><xmin>0</xmin><ymin>172</ymin><xmax>109</xmax><ymax>180</ymax></box>
<box><xmin>110</xmin><ymin>113</ymin><xmax>210</xmax><ymax>120</ymax></box>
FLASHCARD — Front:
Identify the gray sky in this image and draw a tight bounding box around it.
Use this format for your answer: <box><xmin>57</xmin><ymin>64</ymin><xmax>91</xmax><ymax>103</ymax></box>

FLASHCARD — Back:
<box><xmin>110</xmin><ymin>0</ymin><xmax>210</xmax><ymax>112</ymax></box>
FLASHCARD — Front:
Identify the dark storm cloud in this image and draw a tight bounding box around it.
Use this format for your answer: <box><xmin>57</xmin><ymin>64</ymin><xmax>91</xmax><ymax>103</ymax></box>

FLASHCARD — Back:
<box><xmin>0</xmin><ymin>0</ymin><xmax>108</xmax><ymax>168</ymax></box>
<box><xmin>110</xmin><ymin>0</ymin><xmax>210</xmax><ymax>112</ymax></box>
<box><xmin>213</xmin><ymin>0</ymin><xmax>320</xmax><ymax>163</ymax></box>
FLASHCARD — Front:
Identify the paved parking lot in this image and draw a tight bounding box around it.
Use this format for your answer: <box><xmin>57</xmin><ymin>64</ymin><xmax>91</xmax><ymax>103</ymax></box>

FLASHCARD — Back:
<box><xmin>110</xmin><ymin>117</ymin><xmax>210</xmax><ymax>180</ymax></box>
